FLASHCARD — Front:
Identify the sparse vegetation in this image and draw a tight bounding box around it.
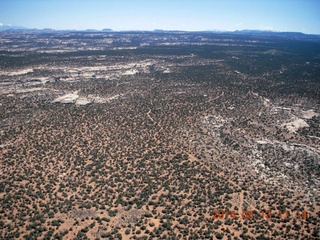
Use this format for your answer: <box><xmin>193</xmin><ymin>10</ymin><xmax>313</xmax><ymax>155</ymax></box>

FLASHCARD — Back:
<box><xmin>0</xmin><ymin>31</ymin><xmax>319</xmax><ymax>239</ymax></box>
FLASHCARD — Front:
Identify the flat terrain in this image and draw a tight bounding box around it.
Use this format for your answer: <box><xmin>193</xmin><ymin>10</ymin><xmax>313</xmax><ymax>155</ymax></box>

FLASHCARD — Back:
<box><xmin>0</xmin><ymin>30</ymin><xmax>320</xmax><ymax>239</ymax></box>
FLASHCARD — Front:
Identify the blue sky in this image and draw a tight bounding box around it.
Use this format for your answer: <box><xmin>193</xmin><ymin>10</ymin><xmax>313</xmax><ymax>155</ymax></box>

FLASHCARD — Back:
<box><xmin>0</xmin><ymin>0</ymin><xmax>319</xmax><ymax>34</ymax></box>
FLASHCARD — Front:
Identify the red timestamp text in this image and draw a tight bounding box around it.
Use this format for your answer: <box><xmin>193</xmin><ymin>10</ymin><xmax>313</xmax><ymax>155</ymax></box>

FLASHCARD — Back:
<box><xmin>212</xmin><ymin>209</ymin><xmax>308</xmax><ymax>220</ymax></box>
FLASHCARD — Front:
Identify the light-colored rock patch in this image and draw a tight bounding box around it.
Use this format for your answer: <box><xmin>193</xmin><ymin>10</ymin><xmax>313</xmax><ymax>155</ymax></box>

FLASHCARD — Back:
<box><xmin>75</xmin><ymin>97</ymin><xmax>92</xmax><ymax>105</ymax></box>
<box><xmin>52</xmin><ymin>91</ymin><xmax>80</xmax><ymax>104</ymax></box>
<box><xmin>7</xmin><ymin>68</ymin><xmax>34</xmax><ymax>76</ymax></box>
<box><xmin>282</xmin><ymin>118</ymin><xmax>309</xmax><ymax>132</ymax></box>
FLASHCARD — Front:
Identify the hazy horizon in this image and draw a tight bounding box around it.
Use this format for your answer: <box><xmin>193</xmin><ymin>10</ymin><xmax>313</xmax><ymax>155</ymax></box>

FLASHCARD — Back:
<box><xmin>0</xmin><ymin>0</ymin><xmax>319</xmax><ymax>34</ymax></box>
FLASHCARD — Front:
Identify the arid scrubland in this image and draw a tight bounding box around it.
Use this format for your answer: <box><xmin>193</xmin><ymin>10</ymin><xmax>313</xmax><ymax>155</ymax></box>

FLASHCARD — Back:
<box><xmin>0</xmin><ymin>31</ymin><xmax>319</xmax><ymax>239</ymax></box>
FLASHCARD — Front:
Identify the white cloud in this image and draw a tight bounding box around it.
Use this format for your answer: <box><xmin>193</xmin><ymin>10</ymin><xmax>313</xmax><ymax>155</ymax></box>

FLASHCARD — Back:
<box><xmin>0</xmin><ymin>23</ymin><xmax>12</xmax><ymax>27</ymax></box>
<box><xmin>236</xmin><ymin>23</ymin><xmax>243</xmax><ymax>26</ymax></box>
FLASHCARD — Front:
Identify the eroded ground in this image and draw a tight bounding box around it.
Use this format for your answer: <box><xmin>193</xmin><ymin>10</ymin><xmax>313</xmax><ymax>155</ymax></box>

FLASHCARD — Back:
<box><xmin>0</xmin><ymin>31</ymin><xmax>320</xmax><ymax>239</ymax></box>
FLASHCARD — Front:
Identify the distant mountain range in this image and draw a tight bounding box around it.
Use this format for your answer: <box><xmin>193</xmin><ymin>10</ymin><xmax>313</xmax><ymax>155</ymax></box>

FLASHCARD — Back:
<box><xmin>232</xmin><ymin>29</ymin><xmax>311</xmax><ymax>38</ymax></box>
<box><xmin>0</xmin><ymin>24</ymin><xmax>27</xmax><ymax>31</ymax></box>
<box><xmin>0</xmin><ymin>24</ymin><xmax>114</xmax><ymax>33</ymax></box>
<box><xmin>1</xmin><ymin>24</ymin><xmax>319</xmax><ymax>39</ymax></box>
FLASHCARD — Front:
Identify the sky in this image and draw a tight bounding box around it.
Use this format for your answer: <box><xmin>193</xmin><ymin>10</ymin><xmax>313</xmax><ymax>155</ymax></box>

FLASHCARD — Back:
<box><xmin>0</xmin><ymin>0</ymin><xmax>319</xmax><ymax>34</ymax></box>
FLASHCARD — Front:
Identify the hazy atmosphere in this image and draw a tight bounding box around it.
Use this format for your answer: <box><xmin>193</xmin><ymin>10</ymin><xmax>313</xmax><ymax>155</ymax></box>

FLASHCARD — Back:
<box><xmin>0</xmin><ymin>0</ymin><xmax>320</xmax><ymax>33</ymax></box>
